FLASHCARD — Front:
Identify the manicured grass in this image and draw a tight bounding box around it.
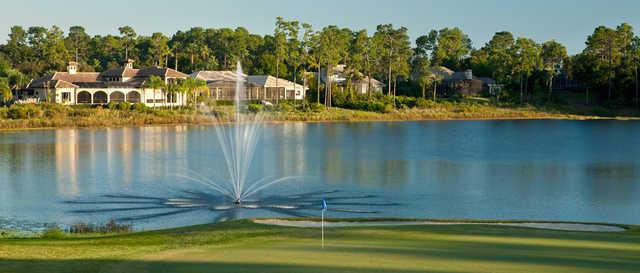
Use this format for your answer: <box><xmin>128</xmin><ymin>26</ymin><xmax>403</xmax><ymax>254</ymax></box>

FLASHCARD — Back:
<box><xmin>0</xmin><ymin>219</ymin><xmax>639</xmax><ymax>273</ymax></box>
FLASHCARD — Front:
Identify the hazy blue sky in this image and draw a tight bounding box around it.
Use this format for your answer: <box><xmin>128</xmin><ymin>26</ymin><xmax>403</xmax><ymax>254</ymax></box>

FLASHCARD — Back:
<box><xmin>2</xmin><ymin>0</ymin><xmax>639</xmax><ymax>54</ymax></box>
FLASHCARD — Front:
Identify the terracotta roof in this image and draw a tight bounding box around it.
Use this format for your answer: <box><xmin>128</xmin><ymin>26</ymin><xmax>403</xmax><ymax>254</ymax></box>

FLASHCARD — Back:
<box><xmin>54</xmin><ymin>72</ymin><xmax>100</xmax><ymax>82</ymax></box>
<box><xmin>28</xmin><ymin>72</ymin><xmax>99</xmax><ymax>88</ymax></box>
<box><xmin>28</xmin><ymin>65</ymin><xmax>189</xmax><ymax>89</ymax></box>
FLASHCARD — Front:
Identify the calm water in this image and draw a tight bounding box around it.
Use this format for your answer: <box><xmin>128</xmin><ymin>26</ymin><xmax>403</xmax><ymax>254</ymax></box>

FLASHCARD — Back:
<box><xmin>1</xmin><ymin>120</ymin><xmax>639</xmax><ymax>230</ymax></box>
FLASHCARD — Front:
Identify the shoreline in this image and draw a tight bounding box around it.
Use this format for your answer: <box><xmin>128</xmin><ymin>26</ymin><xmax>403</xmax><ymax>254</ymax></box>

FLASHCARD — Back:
<box><xmin>253</xmin><ymin>218</ymin><xmax>628</xmax><ymax>232</ymax></box>
<box><xmin>1</xmin><ymin>217</ymin><xmax>632</xmax><ymax>235</ymax></box>
<box><xmin>1</xmin><ymin>112</ymin><xmax>639</xmax><ymax>132</ymax></box>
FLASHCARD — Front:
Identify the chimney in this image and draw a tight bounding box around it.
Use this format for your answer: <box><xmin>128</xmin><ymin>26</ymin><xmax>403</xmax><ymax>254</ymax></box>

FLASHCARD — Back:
<box><xmin>67</xmin><ymin>61</ymin><xmax>78</xmax><ymax>74</ymax></box>
<box><xmin>464</xmin><ymin>69</ymin><xmax>473</xmax><ymax>80</ymax></box>
<box><xmin>125</xmin><ymin>59</ymin><xmax>134</xmax><ymax>69</ymax></box>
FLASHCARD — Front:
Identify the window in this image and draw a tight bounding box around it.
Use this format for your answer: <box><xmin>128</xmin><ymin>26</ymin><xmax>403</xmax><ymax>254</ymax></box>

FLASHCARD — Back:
<box><xmin>62</xmin><ymin>92</ymin><xmax>71</xmax><ymax>102</ymax></box>
<box><xmin>166</xmin><ymin>93</ymin><xmax>177</xmax><ymax>103</ymax></box>
<box><xmin>146</xmin><ymin>99</ymin><xmax>154</xmax><ymax>103</ymax></box>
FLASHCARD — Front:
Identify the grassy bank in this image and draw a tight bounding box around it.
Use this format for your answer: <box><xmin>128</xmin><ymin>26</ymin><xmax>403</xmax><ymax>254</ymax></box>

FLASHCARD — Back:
<box><xmin>1</xmin><ymin>99</ymin><xmax>639</xmax><ymax>131</ymax></box>
<box><xmin>0</xmin><ymin>219</ymin><xmax>638</xmax><ymax>273</ymax></box>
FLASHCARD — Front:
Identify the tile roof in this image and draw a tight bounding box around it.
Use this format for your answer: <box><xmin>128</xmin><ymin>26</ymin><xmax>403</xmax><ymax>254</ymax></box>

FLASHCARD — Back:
<box><xmin>29</xmin><ymin>72</ymin><xmax>100</xmax><ymax>88</ymax></box>
<box><xmin>101</xmin><ymin>67</ymin><xmax>140</xmax><ymax>78</ymax></box>
<box><xmin>191</xmin><ymin>71</ymin><xmax>247</xmax><ymax>82</ymax></box>
<box><xmin>27</xmin><ymin>66</ymin><xmax>188</xmax><ymax>89</ymax></box>
<box><xmin>247</xmin><ymin>75</ymin><xmax>303</xmax><ymax>89</ymax></box>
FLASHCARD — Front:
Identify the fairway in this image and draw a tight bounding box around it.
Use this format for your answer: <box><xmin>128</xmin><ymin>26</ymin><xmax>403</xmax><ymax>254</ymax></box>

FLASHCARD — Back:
<box><xmin>1</xmin><ymin>220</ymin><xmax>638</xmax><ymax>273</ymax></box>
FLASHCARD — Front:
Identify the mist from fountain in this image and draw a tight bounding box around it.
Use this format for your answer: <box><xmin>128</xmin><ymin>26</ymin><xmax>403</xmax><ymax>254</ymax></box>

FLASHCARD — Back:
<box><xmin>183</xmin><ymin>61</ymin><xmax>302</xmax><ymax>205</ymax></box>
<box><xmin>66</xmin><ymin>62</ymin><xmax>394</xmax><ymax>225</ymax></box>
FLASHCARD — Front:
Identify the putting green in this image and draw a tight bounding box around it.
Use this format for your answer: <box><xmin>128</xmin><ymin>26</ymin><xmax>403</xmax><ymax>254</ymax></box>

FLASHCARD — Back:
<box><xmin>0</xmin><ymin>219</ymin><xmax>639</xmax><ymax>273</ymax></box>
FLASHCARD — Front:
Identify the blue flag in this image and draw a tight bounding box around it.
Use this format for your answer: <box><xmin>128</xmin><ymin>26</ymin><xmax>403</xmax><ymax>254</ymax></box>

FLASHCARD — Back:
<box><xmin>321</xmin><ymin>199</ymin><xmax>327</xmax><ymax>211</ymax></box>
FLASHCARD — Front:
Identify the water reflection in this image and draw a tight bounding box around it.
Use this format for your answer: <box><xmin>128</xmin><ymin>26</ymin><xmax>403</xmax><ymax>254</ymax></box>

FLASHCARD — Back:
<box><xmin>66</xmin><ymin>190</ymin><xmax>398</xmax><ymax>224</ymax></box>
<box><xmin>0</xmin><ymin>120</ymin><xmax>639</xmax><ymax>230</ymax></box>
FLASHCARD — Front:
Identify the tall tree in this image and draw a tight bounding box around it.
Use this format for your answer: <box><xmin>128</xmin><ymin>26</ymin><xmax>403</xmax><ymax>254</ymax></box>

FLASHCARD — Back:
<box><xmin>148</xmin><ymin>32</ymin><xmax>170</xmax><ymax>67</ymax></box>
<box><xmin>305</xmin><ymin>27</ymin><xmax>322</xmax><ymax>104</ymax></box>
<box><xmin>472</xmin><ymin>31</ymin><xmax>515</xmax><ymax>84</ymax></box>
<box><xmin>66</xmin><ymin>26</ymin><xmax>90</xmax><ymax>64</ymax></box>
<box><xmin>273</xmin><ymin>17</ymin><xmax>288</xmax><ymax>103</ymax></box>
<box><xmin>317</xmin><ymin>26</ymin><xmax>350</xmax><ymax>107</ymax></box>
<box><xmin>373</xmin><ymin>24</ymin><xmax>412</xmax><ymax>105</ymax></box>
<box><xmin>0</xmin><ymin>79</ymin><xmax>12</xmax><ymax>105</ymax></box>
<box><xmin>300</xmin><ymin>23</ymin><xmax>315</xmax><ymax>101</ymax></box>
<box><xmin>3</xmin><ymin>26</ymin><xmax>30</xmax><ymax>68</ymax></box>
<box><xmin>511</xmin><ymin>38</ymin><xmax>541</xmax><ymax>103</ymax></box>
<box><xmin>411</xmin><ymin>55</ymin><xmax>431</xmax><ymax>99</ymax></box>
<box><xmin>541</xmin><ymin>40</ymin><xmax>567</xmax><ymax>101</ymax></box>
<box><xmin>43</xmin><ymin>26</ymin><xmax>71</xmax><ymax>71</ymax></box>
<box><xmin>118</xmin><ymin>26</ymin><xmax>137</xmax><ymax>61</ymax></box>
<box><xmin>582</xmin><ymin>26</ymin><xmax>622</xmax><ymax>101</ymax></box>
<box><xmin>419</xmin><ymin>27</ymin><xmax>472</xmax><ymax>70</ymax></box>
<box><xmin>632</xmin><ymin>36</ymin><xmax>640</xmax><ymax>107</ymax></box>
<box><xmin>348</xmin><ymin>30</ymin><xmax>371</xmax><ymax>95</ymax></box>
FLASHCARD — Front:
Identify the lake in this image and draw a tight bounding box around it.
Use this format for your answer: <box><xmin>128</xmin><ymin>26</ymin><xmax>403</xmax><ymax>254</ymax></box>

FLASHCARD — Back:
<box><xmin>1</xmin><ymin>120</ymin><xmax>639</xmax><ymax>231</ymax></box>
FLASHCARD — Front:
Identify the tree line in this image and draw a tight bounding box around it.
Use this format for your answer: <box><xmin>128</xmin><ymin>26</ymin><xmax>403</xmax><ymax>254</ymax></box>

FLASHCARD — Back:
<box><xmin>1</xmin><ymin>18</ymin><xmax>639</xmax><ymax>108</ymax></box>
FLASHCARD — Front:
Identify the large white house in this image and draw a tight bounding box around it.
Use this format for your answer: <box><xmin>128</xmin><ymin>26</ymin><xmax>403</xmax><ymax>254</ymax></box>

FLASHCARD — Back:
<box><xmin>191</xmin><ymin>71</ymin><xmax>306</xmax><ymax>101</ymax></box>
<box><xmin>25</xmin><ymin>60</ymin><xmax>189</xmax><ymax>107</ymax></box>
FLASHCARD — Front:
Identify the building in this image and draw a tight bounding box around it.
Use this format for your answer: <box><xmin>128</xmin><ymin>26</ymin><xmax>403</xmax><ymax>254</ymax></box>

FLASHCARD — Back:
<box><xmin>24</xmin><ymin>60</ymin><xmax>189</xmax><ymax>107</ymax></box>
<box><xmin>428</xmin><ymin>67</ymin><xmax>498</xmax><ymax>97</ymax></box>
<box><xmin>321</xmin><ymin>64</ymin><xmax>385</xmax><ymax>95</ymax></box>
<box><xmin>191</xmin><ymin>71</ymin><xmax>306</xmax><ymax>100</ymax></box>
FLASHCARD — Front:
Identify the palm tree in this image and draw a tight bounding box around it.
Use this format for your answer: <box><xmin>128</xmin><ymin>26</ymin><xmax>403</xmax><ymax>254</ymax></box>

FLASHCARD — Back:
<box><xmin>0</xmin><ymin>80</ymin><xmax>12</xmax><ymax>105</ymax></box>
<box><xmin>184</xmin><ymin>78</ymin><xmax>208</xmax><ymax>108</ymax></box>
<box><xmin>144</xmin><ymin>75</ymin><xmax>166</xmax><ymax>109</ymax></box>
<box><xmin>177</xmin><ymin>79</ymin><xmax>190</xmax><ymax>110</ymax></box>
<box><xmin>307</xmin><ymin>56</ymin><xmax>321</xmax><ymax>104</ymax></box>
<box><xmin>431</xmin><ymin>74</ymin><xmax>442</xmax><ymax>101</ymax></box>
<box><xmin>165</xmin><ymin>82</ymin><xmax>179</xmax><ymax>110</ymax></box>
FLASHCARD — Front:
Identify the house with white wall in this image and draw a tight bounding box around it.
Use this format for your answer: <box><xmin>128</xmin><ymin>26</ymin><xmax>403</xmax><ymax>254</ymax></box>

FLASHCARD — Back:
<box><xmin>25</xmin><ymin>60</ymin><xmax>189</xmax><ymax>107</ymax></box>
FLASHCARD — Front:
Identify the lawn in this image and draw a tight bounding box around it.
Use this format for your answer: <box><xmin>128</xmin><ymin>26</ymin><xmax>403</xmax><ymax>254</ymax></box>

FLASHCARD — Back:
<box><xmin>0</xmin><ymin>220</ymin><xmax>639</xmax><ymax>273</ymax></box>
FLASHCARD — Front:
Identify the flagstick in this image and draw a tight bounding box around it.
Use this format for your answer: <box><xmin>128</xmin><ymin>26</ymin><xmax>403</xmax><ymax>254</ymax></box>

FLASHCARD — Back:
<box><xmin>321</xmin><ymin>209</ymin><xmax>324</xmax><ymax>249</ymax></box>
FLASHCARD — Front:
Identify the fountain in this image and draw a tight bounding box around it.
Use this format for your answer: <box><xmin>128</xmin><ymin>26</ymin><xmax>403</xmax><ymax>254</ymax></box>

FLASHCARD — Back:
<box><xmin>185</xmin><ymin>61</ymin><xmax>303</xmax><ymax>205</ymax></box>
<box><xmin>67</xmin><ymin>62</ymin><xmax>397</xmax><ymax>226</ymax></box>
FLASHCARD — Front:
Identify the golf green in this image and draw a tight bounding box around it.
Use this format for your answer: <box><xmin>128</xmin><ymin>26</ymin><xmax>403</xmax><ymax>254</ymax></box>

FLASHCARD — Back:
<box><xmin>1</xmin><ymin>220</ymin><xmax>638</xmax><ymax>273</ymax></box>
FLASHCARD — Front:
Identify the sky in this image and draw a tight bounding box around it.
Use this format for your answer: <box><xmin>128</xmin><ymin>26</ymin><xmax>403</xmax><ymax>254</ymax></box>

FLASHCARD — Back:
<box><xmin>1</xmin><ymin>0</ymin><xmax>640</xmax><ymax>54</ymax></box>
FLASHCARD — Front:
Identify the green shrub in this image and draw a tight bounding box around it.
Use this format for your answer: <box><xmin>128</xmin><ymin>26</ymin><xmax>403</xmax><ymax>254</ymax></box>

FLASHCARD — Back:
<box><xmin>275</xmin><ymin>102</ymin><xmax>294</xmax><ymax>112</ymax></box>
<box><xmin>41</xmin><ymin>227</ymin><xmax>65</xmax><ymax>239</ymax></box>
<box><xmin>42</xmin><ymin>104</ymin><xmax>68</xmax><ymax>118</ymax></box>
<box><xmin>131</xmin><ymin>103</ymin><xmax>147</xmax><ymax>112</ymax></box>
<box><xmin>117</xmin><ymin>102</ymin><xmax>131</xmax><ymax>111</ymax></box>
<box><xmin>247</xmin><ymin>103</ymin><xmax>263</xmax><ymax>113</ymax></box>
<box><xmin>0</xmin><ymin>107</ymin><xmax>7</xmax><ymax>119</ymax></box>
<box><xmin>309</xmin><ymin>103</ymin><xmax>325</xmax><ymax>112</ymax></box>
<box><xmin>395</xmin><ymin>96</ymin><xmax>416</xmax><ymax>109</ymax></box>
<box><xmin>7</xmin><ymin>105</ymin><xmax>27</xmax><ymax>119</ymax></box>
<box><xmin>106</xmin><ymin>101</ymin><xmax>118</xmax><ymax>110</ymax></box>
<box><xmin>383</xmin><ymin>103</ymin><xmax>395</xmax><ymax>113</ymax></box>
<box><xmin>215</xmin><ymin>100</ymin><xmax>235</xmax><ymax>106</ymax></box>
<box><xmin>416</xmin><ymin>98</ymin><xmax>436</xmax><ymax>109</ymax></box>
